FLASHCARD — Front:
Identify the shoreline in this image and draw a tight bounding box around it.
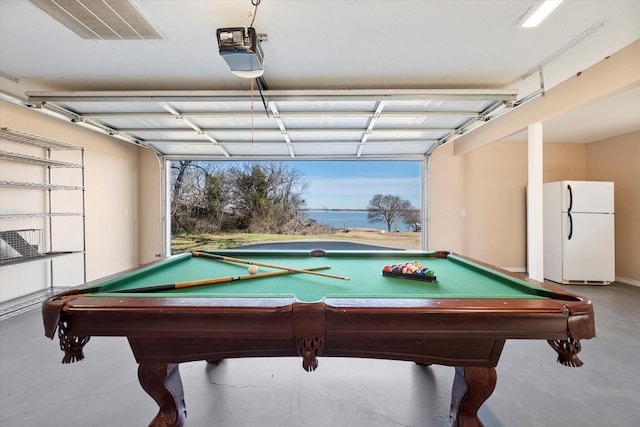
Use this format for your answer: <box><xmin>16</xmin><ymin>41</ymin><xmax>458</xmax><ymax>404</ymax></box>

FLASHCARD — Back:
<box><xmin>302</xmin><ymin>208</ymin><xmax>369</xmax><ymax>212</ymax></box>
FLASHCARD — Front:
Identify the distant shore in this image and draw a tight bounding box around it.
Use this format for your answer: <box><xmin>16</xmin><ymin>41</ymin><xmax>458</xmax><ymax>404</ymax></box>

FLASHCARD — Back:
<box><xmin>302</xmin><ymin>208</ymin><xmax>368</xmax><ymax>211</ymax></box>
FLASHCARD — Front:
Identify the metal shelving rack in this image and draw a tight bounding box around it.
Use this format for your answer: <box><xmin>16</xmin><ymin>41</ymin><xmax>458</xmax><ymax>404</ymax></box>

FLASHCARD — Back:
<box><xmin>0</xmin><ymin>127</ymin><xmax>86</xmax><ymax>294</ymax></box>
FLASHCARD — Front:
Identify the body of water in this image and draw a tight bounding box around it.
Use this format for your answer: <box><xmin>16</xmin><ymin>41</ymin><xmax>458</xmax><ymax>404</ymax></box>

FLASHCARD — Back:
<box><xmin>304</xmin><ymin>210</ymin><xmax>390</xmax><ymax>231</ymax></box>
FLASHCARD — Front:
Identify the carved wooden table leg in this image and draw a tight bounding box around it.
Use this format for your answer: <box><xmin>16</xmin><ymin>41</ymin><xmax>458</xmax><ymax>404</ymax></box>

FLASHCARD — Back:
<box><xmin>138</xmin><ymin>362</ymin><xmax>187</xmax><ymax>427</ymax></box>
<box><xmin>449</xmin><ymin>366</ymin><xmax>497</xmax><ymax>427</ymax></box>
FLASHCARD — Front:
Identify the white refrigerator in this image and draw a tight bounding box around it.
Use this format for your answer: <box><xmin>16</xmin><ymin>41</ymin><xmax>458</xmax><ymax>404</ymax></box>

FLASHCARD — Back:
<box><xmin>543</xmin><ymin>181</ymin><xmax>615</xmax><ymax>284</ymax></box>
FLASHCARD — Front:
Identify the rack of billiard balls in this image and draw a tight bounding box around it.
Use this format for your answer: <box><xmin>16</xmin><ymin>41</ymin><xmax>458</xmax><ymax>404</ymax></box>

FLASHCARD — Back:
<box><xmin>382</xmin><ymin>261</ymin><xmax>437</xmax><ymax>282</ymax></box>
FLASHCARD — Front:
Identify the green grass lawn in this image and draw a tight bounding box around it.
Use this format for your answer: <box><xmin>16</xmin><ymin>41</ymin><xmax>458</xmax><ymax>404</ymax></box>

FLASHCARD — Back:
<box><xmin>172</xmin><ymin>230</ymin><xmax>421</xmax><ymax>253</ymax></box>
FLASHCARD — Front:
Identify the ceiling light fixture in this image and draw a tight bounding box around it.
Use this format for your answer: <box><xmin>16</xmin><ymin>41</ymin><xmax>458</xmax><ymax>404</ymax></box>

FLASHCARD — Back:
<box><xmin>519</xmin><ymin>0</ymin><xmax>563</xmax><ymax>28</ymax></box>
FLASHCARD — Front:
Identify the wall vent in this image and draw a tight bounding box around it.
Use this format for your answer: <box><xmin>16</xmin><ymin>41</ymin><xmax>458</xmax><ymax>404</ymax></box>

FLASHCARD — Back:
<box><xmin>29</xmin><ymin>0</ymin><xmax>162</xmax><ymax>40</ymax></box>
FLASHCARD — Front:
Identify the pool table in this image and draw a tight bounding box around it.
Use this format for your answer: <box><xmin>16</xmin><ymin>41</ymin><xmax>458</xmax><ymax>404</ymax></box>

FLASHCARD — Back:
<box><xmin>42</xmin><ymin>250</ymin><xmax>595</xmax><ymax>427</ymax></box>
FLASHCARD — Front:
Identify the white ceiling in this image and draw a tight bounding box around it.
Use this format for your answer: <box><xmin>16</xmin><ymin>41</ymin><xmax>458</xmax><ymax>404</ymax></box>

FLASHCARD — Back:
<box><xmin>1</xmin><ymin>0</ymin><xmax>639</xmax><ymax>159</ymax></box>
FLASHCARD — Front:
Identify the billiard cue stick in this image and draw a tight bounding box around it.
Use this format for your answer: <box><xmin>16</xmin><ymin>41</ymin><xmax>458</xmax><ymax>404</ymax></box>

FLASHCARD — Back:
<box><xmin>106</xmin><ymin>265</ymin><xmax>331</xmax><ymax>293</ymax></box>
<box><xmin>192</xmin><ymin>251</ymin><xmax>351</xmax><ymax>281</ymax></box>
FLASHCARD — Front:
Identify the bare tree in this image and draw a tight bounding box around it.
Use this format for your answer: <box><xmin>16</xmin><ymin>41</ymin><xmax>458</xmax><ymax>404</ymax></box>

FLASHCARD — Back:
<box><xmin>171</xmin><ymin>160</ymin><xmax>192</xmax><ymax>203</ymax></box>
<box><xmin>402</xmin><ymin>208</ymin><xmax>422</xmax><ymax>231</ymax></box>
<box><xmin>170</xmin><ymin>161</ymin><xmax>225</xmax><ymax>233</ymax></box>
<box><xmin>367</xmin><ymin>194</ymin><xmax>414</xmax><ymax>232</ymax></box>
<box><xmin>170</xmin><ymin>161</ymin><xmax>308</xmax><ymax>234</ymax></box>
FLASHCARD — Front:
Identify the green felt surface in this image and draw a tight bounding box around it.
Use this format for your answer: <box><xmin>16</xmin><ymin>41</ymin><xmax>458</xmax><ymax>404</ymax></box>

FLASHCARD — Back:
<box><xmin>87</xmin><ymin>251</ymin><xmax>552</xmax><ymax>303</ymax></box>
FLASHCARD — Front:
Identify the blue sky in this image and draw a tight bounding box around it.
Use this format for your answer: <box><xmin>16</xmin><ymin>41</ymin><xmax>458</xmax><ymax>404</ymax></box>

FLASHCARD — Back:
<box><xmin>285</xmin><ymin>161</ymin><xmax>422</xmax><ymax>210</ymax></box>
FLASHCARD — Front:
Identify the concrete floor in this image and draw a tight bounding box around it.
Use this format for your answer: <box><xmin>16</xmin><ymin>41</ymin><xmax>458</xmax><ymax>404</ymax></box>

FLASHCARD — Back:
<box><xmin>1</xmin><ymin>281</ymin><xmax>639</xmax><ymax>427</ymax></box>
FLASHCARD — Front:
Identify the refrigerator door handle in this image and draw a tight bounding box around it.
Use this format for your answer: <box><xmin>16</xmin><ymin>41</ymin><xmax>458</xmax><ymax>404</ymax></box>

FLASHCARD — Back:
<box><xmin>567</xmin><ymin>212</ymin><xmax>573</xmax><ymax>240</ymax></box>
<box><xmin>567</xmin><ymin>184</ymin><xmax>573</xmax><ymax>212</ymax></box>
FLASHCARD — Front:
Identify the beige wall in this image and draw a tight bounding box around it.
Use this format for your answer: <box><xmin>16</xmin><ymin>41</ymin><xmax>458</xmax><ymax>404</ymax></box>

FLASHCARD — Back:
<box><xmin>543</xmin><ymin>143</ymin><xmax>586</xmax><ymax>182</ymax></box>
<box><xmin>429</xmin><ymin>133</ymin><xmax>638</xmax><ymax>284</ymax></box>
<box><xmin>0</xmin><ymin>100</ymin><xmax>162</xmax><ymax>285</ymax></box>
<box><xmin>428</xmin><ymin>143</ymin><xmax>466</xmax><ymax>254</ymax></box>
<box><xmin>137</xmin><ymin>149</ymin><xmax>164</xmax><ymax>264</ymax></box>
<box><xmin>586</xmin><ymin>132</ymin><xmax>640</xmax><ymax>284</ymax></box>
<box><xmin>430</xmin><ymin>141</ymin><xmax>526</xmax><ymax>268</ymax></box>
<box><xmin>463</xmin><ymin>142</ymin><xmax>528</xmax><ymax>269</ymax></box>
